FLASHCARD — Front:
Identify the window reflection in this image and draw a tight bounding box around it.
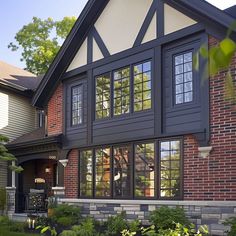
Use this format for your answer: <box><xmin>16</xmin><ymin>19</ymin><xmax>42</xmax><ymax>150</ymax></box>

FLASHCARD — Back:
<box><xmin>135</xmin><ymin>143</ymin><xmax>155</xmax><ymax>197</ymax></box>
<box><xmin>113</xmin><ymin>146</ymin><xmax>132</xmax><ymax>198</ymax></box>
<box><xmin>95</xmin><ymin>148</ymin><xmax>111</xmax><ymax>197</ymax></box>
<box><xmin>160</xmin><ymin>140</ymin><xmax>181</xmax><ymax>198</ymax></box>
<box><xmin>80</xmin><ymin>150</ymin><xmax>93</xmax><ymax>197</ymax></box>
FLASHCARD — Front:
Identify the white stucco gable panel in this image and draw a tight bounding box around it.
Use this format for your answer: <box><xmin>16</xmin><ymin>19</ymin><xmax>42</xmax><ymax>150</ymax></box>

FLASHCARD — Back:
<box><xmin>0</xmin><ymin>92</ymin><xmax>9</xmax><ymax>129</ymax></box>
<box><xmin>67</xmin><ymin>37</ymin><xmax>88</xmax><ymax>72</ymax></box>
<box><xmin>95</xmin><ymin>0</ymin><xmax>153</xmax><ymax>55</ymax></box>
<box><xmin>142</xmin><ymin>12</ymin><xmax>157</xmax><ymax>44</ymax></box>
<box><xmin>164</xmin><ymin>4</ymin><xmax>197</xmax><ymax>35</ymax></box>
<box><xmin>93</xmin><ymin>38</ymin><xmax>104</xmax><ymax>62</ymax></box>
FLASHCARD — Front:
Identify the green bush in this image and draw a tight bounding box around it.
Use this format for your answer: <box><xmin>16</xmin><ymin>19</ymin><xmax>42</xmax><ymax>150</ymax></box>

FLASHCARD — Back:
<box><xmin>0</xmin><ymin>215</ymin><xmax>10</xmax><ymax>225</ymax></box>
<box><xmin>51</xmin><ymin>204</ymin><xmax>81</xmax><ymax>226</ymax></box>
<box><xmin>72</xmin><ymin>218</ymin><xmax>96</xmax><ymax>236</ymax></box>
<box><xmin>8</xmin><ymin>221</ymin><xmax>26</xmax><ymax>232</ymax></box>
<box><xmin>149</xmin><ymin>206</ymin><xmax>190</xmax><ymax>231</ymax></box>
<box><xmin>105</xmin><ymin>212</ymin><xmax>127</xmax><ymax>236</ymax></box>
<box><xmin>0</xmin><ymin>188</ymin><xmax>6</xmax><ymax>213</ymax></box>
<box><xmin>60</xmin><ymin>230</ymin><xmax>77</xmax><ymax>236</ymax></box>
<box><xmin>223</xmin><ymin>217</ymin><xmax>236</xmax><ymax>236</ymax></box>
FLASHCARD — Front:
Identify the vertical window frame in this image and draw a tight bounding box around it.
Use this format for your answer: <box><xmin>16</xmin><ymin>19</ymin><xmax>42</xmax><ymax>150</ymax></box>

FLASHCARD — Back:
<box><xmin>71</xmin><ymin>84</ymin><xmax>83</xmax><ymax>126</ymax></box>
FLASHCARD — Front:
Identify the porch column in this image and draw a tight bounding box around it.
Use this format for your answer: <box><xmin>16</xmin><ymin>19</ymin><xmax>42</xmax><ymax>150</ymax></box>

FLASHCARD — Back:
<box><xmin>5</xmin><ymin>161</ymin><xmax>16</xmax><ymax>217</ymax></box>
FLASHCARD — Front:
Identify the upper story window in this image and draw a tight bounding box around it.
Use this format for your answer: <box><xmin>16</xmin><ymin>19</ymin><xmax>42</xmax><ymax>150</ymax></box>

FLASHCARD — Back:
<box><xmin>95</xmin><ymin>60</ymin><xmax>152</xmax><ymax>120</ymax></box>
<box><xmin>72</xmin><ymin>85</ymin><xmax>83</xmax><ymax>125</ymax></box>
<box><xmin>174</xmin><ymin>51</ymin><xmax>193</xmax><ymax>104</ymax></box>
<box><xmin>134</xmin><ymin>61</ymin><xmax>152</xmax><ymax>111</ymax></box>
<box><xmin>96</xmin><ymin>74</ymin><xmax>111</xmax><ymax>119</ymax></box>
<box><xmin>113</xmin><ymin>68</ymin><xmax>130</xmax><ymax>116</ymax></box>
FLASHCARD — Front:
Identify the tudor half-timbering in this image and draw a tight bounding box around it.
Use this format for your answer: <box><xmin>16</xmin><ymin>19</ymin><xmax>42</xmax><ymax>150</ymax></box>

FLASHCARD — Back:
<box><xmin>8</xmin><ymin>0</ymin><xmax>236</xmax><ymax>234</ymax></box>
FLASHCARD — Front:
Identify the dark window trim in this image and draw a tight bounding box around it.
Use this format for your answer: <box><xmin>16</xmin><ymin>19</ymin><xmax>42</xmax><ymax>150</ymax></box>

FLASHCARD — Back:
<box><xmin>71</xmin><ymin>84</ymin><xmax>84</xmax><ymax>127</ymax></box>
<box><xmin>78</xmin><ymin>137</ymin><xmax>183</xmax><ymax>200</ymax></box>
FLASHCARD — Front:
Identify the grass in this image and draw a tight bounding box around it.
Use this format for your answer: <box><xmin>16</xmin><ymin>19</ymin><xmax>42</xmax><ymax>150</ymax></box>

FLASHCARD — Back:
<box><xmin>0</xmin><ymin>225</ymin><xmax>40</xmax><ymax>236</ymax></box>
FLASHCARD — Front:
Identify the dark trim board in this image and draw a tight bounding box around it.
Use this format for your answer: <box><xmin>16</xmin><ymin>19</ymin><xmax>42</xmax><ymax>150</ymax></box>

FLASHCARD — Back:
<box><xmin>32</xmin><ymin>0</ymin><xmax>236</xmax><ymax>108</ymax></box>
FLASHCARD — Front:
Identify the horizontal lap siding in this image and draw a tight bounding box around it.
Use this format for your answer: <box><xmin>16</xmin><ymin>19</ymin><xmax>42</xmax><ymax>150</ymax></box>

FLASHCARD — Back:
<box><xmin>93</xmin><ymin>111</ymin><xmax>154</xmax><ymax>144</ymax></box>
<box><xmin>65</xmin><ymin>79</ymin><xmax>88</xmax><ymax>147</ymax></box>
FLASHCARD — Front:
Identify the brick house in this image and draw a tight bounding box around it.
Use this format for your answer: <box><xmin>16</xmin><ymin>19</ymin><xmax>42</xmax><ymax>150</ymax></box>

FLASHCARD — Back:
<box><xmin>7</xmin><ymin>0</ymin><xmax>236</xmax><ymax>235</ymax></box>
<box><xmin>0</xmin><ymin>61</ymin><xmax>40</xmax><ymax>188</ymax></box>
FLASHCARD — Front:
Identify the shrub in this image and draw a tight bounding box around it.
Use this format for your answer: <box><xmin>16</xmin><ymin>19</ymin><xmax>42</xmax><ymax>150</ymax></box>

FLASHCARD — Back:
<box><xmin>223</xmin><ymin>217</ymin><xmax>236</xmax><ymax>236</ymax></box>
<box><xmin>8</xmin><ymin>221</ymin><xmax>26</xmax><ymax>232</ymax></box>
<box><xmin>0</xmin><ymin>215</ymin><xmax>10</xmax><ymax>225</ymax></box>
<box><xmin>60</xmin><ymin>230</ymin><xmax>77</xmax><ymax>236</ymax></box>
<box><xmin>105</xmin><ymin>212</ymin><xmax>127</xmax><ymax>236</ymax></box>
<box><xmin>149</xmin><ymin>206</ymin><xmax>190</xmax><ymax>231</ymax></box>
<box><xmin>0</xmin><ymin>188</ymin><xmax>6</xmax><ymax>213</ymax></box>
<box><xmin>72</xmin><ymin>218</ymin><xmax>96</xmax><ymax>236</ymax></box>
<box><xmin>51</xmin><ymin>204</ymin><xmax>81</xmax><ymax>226</ymax></box>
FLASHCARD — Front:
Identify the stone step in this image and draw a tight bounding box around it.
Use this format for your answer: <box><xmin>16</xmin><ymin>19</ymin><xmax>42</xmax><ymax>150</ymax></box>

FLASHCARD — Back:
<box><xmin>11</xmin><ymin>212</ymin><xmax>47</xmax><ymax>222</ymax></box>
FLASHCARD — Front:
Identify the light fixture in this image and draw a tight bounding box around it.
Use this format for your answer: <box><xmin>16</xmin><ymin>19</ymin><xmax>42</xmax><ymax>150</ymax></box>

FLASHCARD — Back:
<box><xmin>45</xmin><ymin>167</ymin><xmax>50</xmax><ymax>173</ymax></box>
<box><xmin>27</xmin><ymin>215</ymin><xmax>36</xmax><ymax>229</ymax></box>
<box><xmin>59</xmin><ymin>159</ymin><xmax>69</xmax><ymax>168</ymax></box>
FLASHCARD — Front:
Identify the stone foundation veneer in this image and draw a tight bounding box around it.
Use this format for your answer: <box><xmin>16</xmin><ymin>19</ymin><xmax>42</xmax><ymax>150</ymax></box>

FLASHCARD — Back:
<box><xmin>5</xmin><ymin>187</ymin><xmax>16</xmax><ymax>217</ymax></box>
<box><xmin>58</xmin><ymin>199</ymin><xmax>235</xmax><ymax>236</ymax></box>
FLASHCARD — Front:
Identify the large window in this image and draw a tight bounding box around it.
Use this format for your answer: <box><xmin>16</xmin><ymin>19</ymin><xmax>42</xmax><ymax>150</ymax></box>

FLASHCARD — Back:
<box><xmin>96</xmin><ymin>73</ymin><xmax>111</xmax><ymax>119</ymax></box>
<box><xmin>133</xmin><ymin>61</ymin><xmax>152</xmax><ymax>112</ymax></box>
<box><xmin>72</xmin><ymin>85</ymin><xmax>83</xmax><ymax>125</ymax></box>
<box><xmin>113</xmin><ymin>68</ymin><xmax>130</xmax><ymax>116</ymax></box>
<box><xmin>79</xmin><ymin>150</ymin><xmax>93</xmax><ymax>197</ymax></box>
<box><xmin>113</xmin><ymin>145</ymin><xmax>132</xmax><ymax>198</ymax></box>
<box><xmin>160</xmin><ymin>140</ymin><xmax>181</xmax><ymax>198</ymax></box>
<box><xmin>135</xmin><ymin>143</ymin><xmax>155</xmax><ymax>198</ymax></box>
<box><xmin>95</xmin><ymin>148</ymin><xmax>111</xmax><ymax>197</ymax></box>
<box><xmin>79</xmin><ymin>139</ymin><xmax>181</xmax><ymax>200</ymax></box>
<box><xmin>174</xmin><ymin>52</ymin><xmax>193</xmax><ymax>104</ymax></box>
<box><xmin>95</xmin><ymin>60</ymin><xmax>152</xmax><ymax>120</ymax></box>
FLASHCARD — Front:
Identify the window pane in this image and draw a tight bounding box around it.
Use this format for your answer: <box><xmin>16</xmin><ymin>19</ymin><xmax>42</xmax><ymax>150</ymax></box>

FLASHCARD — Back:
<box><xmin>80</xmin><ymin>150</ymin><xmax>93</xmax><ymax>197</ymax></box>
<box><xmin>113</xmin><ymin>67</ymin><xmax>130</xmax><ymax>116</ymax></box>
<box><xmin>160</xmin><ymin>140</ymin><xmax>181</xmax><ymax>198</ymax></box>
<box><xmin>174</xmin><ymin>51</ymin><xmax>193</xmax><ymax>104</ymax></box>
<box><xmin>95</xmin><ymin>148</ymin><xmax>111</xmax><ymax>197</ymax></box>
<box><xmin>96</xmin><ymin>74</ymin><xmax>111</xmax><ymax>119</ymax></box>
<box><xmin>133</xmin><ymin>61</ymin><xmax>152</xmax><ymax>112</ymax></box>
<box><xmin>72</xmin><ymin>85</ymin><xmax>83</xmax><ymax>125</ymax></box>
<box><xmin>113</xmin><ymin>146</ymin><xmax>132</xmax><ymax>198</ymax></box>
<box><xmin>135</xmin><ymin>143</ymin><xmax>155</xmax><ymax>198</ymax></box>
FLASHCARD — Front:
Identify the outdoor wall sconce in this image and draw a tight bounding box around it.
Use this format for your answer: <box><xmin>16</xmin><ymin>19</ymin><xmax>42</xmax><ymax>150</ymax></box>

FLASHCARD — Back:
<box><xmin>45</xmin><ymin>167</ymin><xmax>51</xmax><ymax>173</ymax></box>
<box><xmin>59</xmin><ymin>159</ymin><xmax>68</xmax><ymax>168</ymax></box>
<box><xmin>198</xmin><ymin>146</ymin><xmax>213</xmax><ymax>158</ymax></box>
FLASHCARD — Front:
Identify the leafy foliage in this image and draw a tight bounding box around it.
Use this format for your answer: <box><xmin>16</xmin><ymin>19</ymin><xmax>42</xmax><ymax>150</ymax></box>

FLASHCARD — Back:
<box><xmin>149</xmin><ymin>206</ymin><xmax>190</xmax><ymax>231</ymax></box>
<box><xmin>0</xmin><ymin>134</ymin><xmax>23</xmax><ymax>173</ymax></box>
<box><xmin>196</xmin><ymin>21</ymin><xmax>236</xmax><ymax>104</ymax></box>
<box><xmin>71</xmin><ymin>218</ymin><xmax>96</xmax><ymax>236</ymax></box>
<box><xmin>223</xmin><ymin>216</ymin><xmax>236</xmax><ymax>236</ymax></box>
<box><xmin>0</xmin><ymin>188</ymin><xmax>6</xmax><ymax>213</ymax></box>
<box><xmin>8</xmin><ymin>16</ymin><xmax>76</xmax><ymax>75</ymax></box>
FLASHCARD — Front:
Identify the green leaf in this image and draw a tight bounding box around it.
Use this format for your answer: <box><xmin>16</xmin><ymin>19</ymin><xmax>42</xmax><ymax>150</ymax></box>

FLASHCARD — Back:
<box><xmin>220</xmin><ymin>38</ymin><xmax>236</xmax><ymax>57</ymax></box>
<box><xmin>41</xmin><ymin>226</ymin><xmax>50</xmax><ymax>233</ymax></box>
<box><xmin>199</xmin><ymin>45</ymin><xmax>208</xmax><ymax>58</ymax></box>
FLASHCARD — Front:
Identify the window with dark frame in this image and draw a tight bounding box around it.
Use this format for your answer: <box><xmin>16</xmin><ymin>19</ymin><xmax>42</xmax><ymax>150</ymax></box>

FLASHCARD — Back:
<box><xmin>113</xmin><ymin>67</ymin><xmax>130</xmax><ymax>116</ymax></box>
<box><xmin>72</xmin><ymin>85</ymin><xmax>83</xmax><ymax>125</ymax></box>
<box><xmin>95</xmin><ymin>148</ymin><xmax>111</xmax><ymax>197</ymax></box>
<box><xmin>78</xmin><ymin>140</ymin><xmax>181</xmax><ymax>200</ymax></box>
<box><xmin>79</xmin><ymin>150</ymin><xmax>93</xmax><ymax>197</ymax></box>
<box><xmin>95</xmin><ymin>73</ymin><xmax>111</xmax><ymax>119</ymax></box>
<box><xmin>113</xmin><ymin>145</ymin><xmax>132</xmax><ymax>198</ymax></box>
<box><xmin>133</xmin><ymin>61</ymin><xmax>152</xmax><ymax>112</ymax></box>
<box><xmin>160</xmin><ymin>140</ymin><xmax>181</xmax><ymax>198</ymax></box>
<box><xmin>94</xmin><ymin>60</ymin><xmax>152</xmax><ymax>120</ymax></box>
<box><xmin>135</xmin><ymin>142</ymin><xmax>155</xmax><ymax>198</ymax></box>
<box><xmin>174</xmin><ymin>51</ymin><xmax>193</xmax><ymax>104</ymax></box>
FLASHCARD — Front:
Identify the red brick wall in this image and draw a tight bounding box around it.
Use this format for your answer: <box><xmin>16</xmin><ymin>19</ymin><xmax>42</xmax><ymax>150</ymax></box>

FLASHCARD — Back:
<box><xmin>184</xmin><ymin>36</ymin><xmax>236</xmax><ymax>200</ymax></box>
<box><xmin>64</xmin><ymin>149</ymin><xmax>78</xmax><ymax>198</ymax></box>
<box><xmin>47</xmin><ymin>83</ymin><xmax>63</xmax><ymax>136</ymax></box>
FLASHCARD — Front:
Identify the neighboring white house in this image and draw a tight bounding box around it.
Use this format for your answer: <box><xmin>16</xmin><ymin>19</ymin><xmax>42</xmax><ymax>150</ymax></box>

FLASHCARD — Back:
<box><xmin>0</xmin><ymin>60</ymin><xmax>41</xmax><ymax>188</ymax></box>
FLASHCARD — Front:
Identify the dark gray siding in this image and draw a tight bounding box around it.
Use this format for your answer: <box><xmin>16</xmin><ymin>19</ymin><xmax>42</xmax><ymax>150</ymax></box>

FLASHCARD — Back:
<box><xmin>162</xmin><ymin>35</ymin><xmax>207</xmax><ymax>135</ymax></box>
<box><xmin>92</xmin><ymin>110</ymin><xmax>154</xmax><ymax>145</ymax></box>
<box><xmin>64</xmin><ymin>77</ymin><xmax>88</xmax><ymax>147</ymax></box>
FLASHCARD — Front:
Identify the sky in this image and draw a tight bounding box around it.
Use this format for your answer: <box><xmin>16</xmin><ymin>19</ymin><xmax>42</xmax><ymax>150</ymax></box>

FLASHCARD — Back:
<box><xmin>0</xmin><ymin>0</ymin><xmax>235</xmax><ymax>69</ymax></box>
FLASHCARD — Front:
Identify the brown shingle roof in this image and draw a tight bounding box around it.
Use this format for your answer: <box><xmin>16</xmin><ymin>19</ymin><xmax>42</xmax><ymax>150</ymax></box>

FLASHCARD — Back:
<box><xmin>0</xmin><ymin>60</ymin><xmax>41</xmax><ymax>91</ymax></box>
